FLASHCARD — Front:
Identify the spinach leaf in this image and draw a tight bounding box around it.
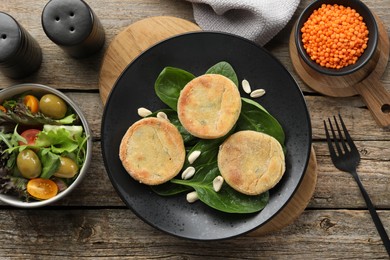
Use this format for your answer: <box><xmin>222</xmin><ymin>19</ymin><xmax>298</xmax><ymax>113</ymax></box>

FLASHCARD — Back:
<box><xmin>172</xmin><ymin>162</ymin><xmax>269</xmax><ymax>213</ymax></box>
<box><xmin>205</xmin><ymin>61</ymin><xmax>239</xmax><ymax>87</ymax></box>
<box><xmin>154</xmin><ymin>67</ymin><xmax>195</xmax><ymax>110</ymax></box>
<box><xmin>236</xmin><ymin>98</ymin><xmax>285</xmax><ymax>145</ymax></box>
<box><xmin>150</xmin><ymin>182</ymin><xmax>192</xmax><ymax>196</ymax></box>
<box><xmin>148</xmin><ymin>109</ymin><xmax>197</xmax><ymax>145</ymax></box>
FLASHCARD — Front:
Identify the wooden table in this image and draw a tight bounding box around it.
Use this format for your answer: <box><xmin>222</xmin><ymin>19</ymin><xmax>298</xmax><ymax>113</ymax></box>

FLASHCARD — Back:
<box><xmin>0</xmin><ymin>0</ymin><xmax>389</xmax><ymax>258</ymax></box>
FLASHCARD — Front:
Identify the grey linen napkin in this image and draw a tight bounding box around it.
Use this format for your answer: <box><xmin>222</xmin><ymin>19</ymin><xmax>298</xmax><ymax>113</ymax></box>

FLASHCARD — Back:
<box><xmin>186</xmin><ymin>0</ymin><xmax>300</xmax><ymax>46</ymax></box>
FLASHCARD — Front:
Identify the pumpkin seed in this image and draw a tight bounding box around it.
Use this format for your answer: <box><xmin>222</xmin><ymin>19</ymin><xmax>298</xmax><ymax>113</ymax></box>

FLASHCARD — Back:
<box><xmin>242</xmin><ymin>79</ymin><xmax>251</xmax><ymax>94</ymax></box>
<box><xmin>137</xmin><ymin>107</ymin><xmax>152</xmax><ymax>117</ymax></box>
<box><xmin>186</xmin><ymin>191</ymin><xmax>198</xmax><ymax>203</ymax></box>
<box><xmin>250</xmin><ymin>89</ymin><xmax>266</xmax><ymax>98</ymax></box>
<box><xmin>213</xmin><ymin>176</ymin><xmax>224</xmax><ymax>192</ymax></box>
<box><xmin>181</xmin><ymin>166</ymin><xmax>195</xmax><ymax>180</ymax></box>
<box><xmin>188</xmin><ymin>150</ymin><xmax>201</xmax><ymax>164</ymax></box>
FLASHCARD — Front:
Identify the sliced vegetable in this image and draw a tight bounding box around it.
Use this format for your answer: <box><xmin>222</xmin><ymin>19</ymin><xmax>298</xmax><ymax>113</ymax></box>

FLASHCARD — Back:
<box><xmin>23</xmin><ymin>95</ymin><xmax>39</xmax><ymax>114</ymax></box>
<box><xmin>19</xmin><ymin>129</ymin><xmax>41</xmax><ymax>146</ymax></box>
<box><xmin>27</xmin><ymin>178</ymin><xmax>58</xmax><ymax>200</ymax></box>
<box><xmin>0</xmin><ymin>105</ymin><xmax>6</xmax><ymax>113</ymax></box>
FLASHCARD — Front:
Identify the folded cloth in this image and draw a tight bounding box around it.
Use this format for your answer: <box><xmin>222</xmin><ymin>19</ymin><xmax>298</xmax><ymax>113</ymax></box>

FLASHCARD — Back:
<box><xmin>185</xmin><ymin>0</ymin><xmax>300</xmax><ymax>46</ymax></box>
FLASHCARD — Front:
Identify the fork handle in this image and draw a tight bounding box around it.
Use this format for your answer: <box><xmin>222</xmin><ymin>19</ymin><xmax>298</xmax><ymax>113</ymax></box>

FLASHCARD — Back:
<box><xmin>351</xmin><ymin>170</ymin><xmax>390</xmax><ymax>256</ymax></box>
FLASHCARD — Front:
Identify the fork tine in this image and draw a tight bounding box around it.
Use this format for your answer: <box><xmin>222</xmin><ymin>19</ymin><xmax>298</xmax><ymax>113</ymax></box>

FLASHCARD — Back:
<box><xmin>338</xmin><ymin>114</ymin><xmax>358</xmax><ymax>151</ymax></box>
<box><xmin>333</xmin><ymin>115</ymin><xmax>349</xmax><ymax>152</ymax></box>
<box><xmin>328</xmin><ymin>118</ymin><xmax>343</xmax><ymax>156</ymax></box>
<box><xmin>324</xmin><ymin>120</ymin><xmax>338</xmax><ymax>159</ymax></box>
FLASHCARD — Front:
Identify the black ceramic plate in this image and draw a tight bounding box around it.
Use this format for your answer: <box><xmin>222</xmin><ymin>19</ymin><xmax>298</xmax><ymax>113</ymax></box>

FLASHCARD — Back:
<box><xmin>102</xmin><ymin>32</ymin><xmax>312</xmax><ymax>240</ymax></box>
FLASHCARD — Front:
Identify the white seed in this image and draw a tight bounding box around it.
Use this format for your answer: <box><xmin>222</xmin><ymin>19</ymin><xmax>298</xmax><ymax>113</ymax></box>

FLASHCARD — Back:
<box><xmin>213</xmin><ymin>176</ymin><xmax>224</xmax><ymax>192</ymax></box>
<box><xmin>242</xmin><ymin>79</ymin><xmax>251</xmax><ymax>94</ymax></box>
<box><xmin>157</xmin><ymin>111</ymin><xmax>169</xmax><ymax>121</ymax></box>
<box><xmin>137</xmin><ymin>107</ymin><xmax>152</xmax><ymax>117</ymax></box>
<box><xmin>188</xmin><ymin>150</ymin><xmax>201</xmax><ymax>164</ymax></box>
<box><xmin>181</xmin><ymin>166</ymin><xmax>195</xmax><ymax>180</ymax></box>
<box><xmin>186</xmin><ymin>191</ymin><xmax>199</xmax><ymax>203</ymax></box>
<box><xmin>250</xmin><ymin>89</ymin><xmax>266</xmax><ymax>98</ymax></box>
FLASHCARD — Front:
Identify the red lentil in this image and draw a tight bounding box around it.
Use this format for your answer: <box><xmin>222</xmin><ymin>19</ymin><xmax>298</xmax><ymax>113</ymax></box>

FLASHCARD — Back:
<box><xmin>301</xmin><ymin>4</ymin><xmax>369</xmax><ymax>69</ymax></box>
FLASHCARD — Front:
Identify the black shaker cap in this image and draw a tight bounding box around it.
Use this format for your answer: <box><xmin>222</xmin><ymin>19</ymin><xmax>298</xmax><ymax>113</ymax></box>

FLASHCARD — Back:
<box><xmin>0</xmin><ymin>12</ymin><xmax>22</xmax><ymax>62</ymax></box>
<box><xmin>42</xmin><ymin>0</ymin><xmax>94</xmax><ymax>46</ymax></box>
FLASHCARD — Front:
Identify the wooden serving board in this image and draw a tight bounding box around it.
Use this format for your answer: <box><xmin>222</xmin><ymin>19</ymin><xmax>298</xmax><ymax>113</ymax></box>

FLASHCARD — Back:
<box><xmin>290</xmin><ymin>15</ymin><xmax>390</xmax><ymax>127</ymax></box>
<box><xmin>98</xmin><ymin>16</ymin><xmax>317</xmax><ymax>235</ymax></box>
<box><xmin>98</xmin><ymin>16</ymin><xmax>201</xmax><ymax>103</ymax></box>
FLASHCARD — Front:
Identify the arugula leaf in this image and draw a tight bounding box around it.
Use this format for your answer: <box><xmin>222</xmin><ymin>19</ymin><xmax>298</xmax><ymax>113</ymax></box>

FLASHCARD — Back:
<box><xmin>205</xmin><ymin>61</ymin><xmax>239</xmax><ymax>87</ymax></box>
<box><xmin>172</xmin><ymin>162</ymin><xmax>269</xmax><ymax>213</ymax></box>
<box><xmin>154</xmin><ymin>67</ymin><xmax>195</xmax><ymax>110</ymax></box>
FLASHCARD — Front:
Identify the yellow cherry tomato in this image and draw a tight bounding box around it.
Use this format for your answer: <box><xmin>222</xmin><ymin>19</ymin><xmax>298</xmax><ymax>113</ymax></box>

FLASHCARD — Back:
<box><xmin>27</xmin><ymin>178</ymin><xmax>58</xmax><ymax>200</ymax></box>
<box><xmin>24</xmin><ymin>95</ymin><xmax>39</xmax><ymax>114</ymax></box>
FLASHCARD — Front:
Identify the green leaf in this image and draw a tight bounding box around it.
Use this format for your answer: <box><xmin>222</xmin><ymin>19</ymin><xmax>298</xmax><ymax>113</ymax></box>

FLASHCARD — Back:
<box><xmin>154</xmin><ymin>67</ymin><xmax>195</xmax><ymax>110</ymax></box>
<box><xmin>236</xmin><ymin>98</ymin><xmax>285</xmax><ymax>145</ymax></box>
<box><xmin>172</xmin><ymin>162</ymin><xmax>269</xmax><ymax>213</ymax></box>
<box><xmin>205</xmin><ymin>61</ymin><xmax>239</xmax><ymax>87</ymax></box>
<box><xmin>38</xmin><ymin>149</ymin><xmax>60</xmax><ymax>179</ymax></box>
<box><xmin>35</xmin><ymin>128</ymin><xmax>80</xmax><ymax>154</ymax></box>
<box><xmin>150</xmin><ymin>182</ymin><xmax>192</xmax><ymax>196</ymax></box>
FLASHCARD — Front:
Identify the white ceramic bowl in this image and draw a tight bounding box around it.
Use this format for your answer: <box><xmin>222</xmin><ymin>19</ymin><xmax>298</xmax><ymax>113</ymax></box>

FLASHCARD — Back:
<box><xmin>0</xmin><ymin>83</ymin><xmax>92</xmax><ymax>208</ymax></box>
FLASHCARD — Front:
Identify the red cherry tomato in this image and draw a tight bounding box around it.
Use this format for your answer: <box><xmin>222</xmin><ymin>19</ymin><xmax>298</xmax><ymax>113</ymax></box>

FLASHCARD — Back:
<box><xmin>19</xmin><ymin>129</ymin><xmax>41</xmax><ymax>146</ymax></box>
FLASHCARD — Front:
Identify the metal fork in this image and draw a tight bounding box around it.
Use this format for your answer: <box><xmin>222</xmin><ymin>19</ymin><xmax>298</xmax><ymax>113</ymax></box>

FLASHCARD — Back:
<box><xmin>324</xmin><ymin>114</ymin><xmax>390</xmax><ymax>256</ymax></box>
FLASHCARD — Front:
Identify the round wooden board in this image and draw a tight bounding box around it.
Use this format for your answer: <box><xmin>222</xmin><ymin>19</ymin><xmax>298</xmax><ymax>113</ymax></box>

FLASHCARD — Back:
<box><xmin>290</xmin><ymin>14</ymin><xmax>390</xmax><ymax>127</ymax></box>
<box><xmin>98</xmin><ymin>16</ymin><xmax>318</xmax><ymax>235</ymax></box>
<box><xmin>289</xmin><ymin>14</ymin><xmax>389</xmax><ymax>98</ymax></box>
<box><xmin>98</xmin><ymin>16</ymin><xmax>201</xmax><ymax>104</ymax></box>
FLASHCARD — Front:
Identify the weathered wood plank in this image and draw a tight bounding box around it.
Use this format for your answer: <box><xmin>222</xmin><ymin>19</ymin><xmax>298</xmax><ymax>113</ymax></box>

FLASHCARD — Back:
<box><xmin>0</xmin><ymin>209</ymin><xmax>388</xmax><ymax>258</ymax></box>
<box><xmin>0</xmin><ymin>0</ymin><xmax>194</xmax><ymax>90</ymax></box>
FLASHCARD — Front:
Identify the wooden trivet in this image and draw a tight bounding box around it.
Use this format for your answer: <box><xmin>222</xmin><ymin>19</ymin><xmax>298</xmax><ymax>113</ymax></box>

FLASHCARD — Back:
<box><xmin>289</xmin><ymin>15</ymin><xmax>390</xmax><ymax>127</ymax></box>
<box><xmin>98</xmin><ymin>16</ymin><xmax>318</xmax><ymax>235</ymax></box>
<box><xmin>98</xmin><ymin>16</ymin><xmax>201</xmax><ymax>104</ymax></box>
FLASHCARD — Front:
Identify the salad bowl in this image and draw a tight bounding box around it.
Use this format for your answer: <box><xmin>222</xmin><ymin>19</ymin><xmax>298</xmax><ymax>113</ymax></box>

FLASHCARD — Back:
<box><xmin>0</xmin><ymin>83</ymin><xmax>92</xmax><ymax>208</ymax></box>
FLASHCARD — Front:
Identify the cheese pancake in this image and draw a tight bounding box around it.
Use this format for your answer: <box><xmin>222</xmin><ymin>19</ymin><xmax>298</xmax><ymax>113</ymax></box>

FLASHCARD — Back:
<box><xmin>177</xmin><ymin>74</ymin><xmax>241</xmax><ymax>139</ymax></box>
<box><xmin>218</xmin><ymin>130</ymin><xmax>285</xmax><ymax>195</ymax></box>
<box><xmin>119</xmin><ymin>117</ymin><xmax>185</xmax><ymax>185</ymax></box>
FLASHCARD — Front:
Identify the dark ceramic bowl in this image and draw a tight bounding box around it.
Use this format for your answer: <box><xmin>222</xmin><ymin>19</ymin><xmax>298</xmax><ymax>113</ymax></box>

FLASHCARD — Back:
<box><xmin>295</xmin><ymin>0</ymin><xmax>378</xmax><ymax>76</ymax></box>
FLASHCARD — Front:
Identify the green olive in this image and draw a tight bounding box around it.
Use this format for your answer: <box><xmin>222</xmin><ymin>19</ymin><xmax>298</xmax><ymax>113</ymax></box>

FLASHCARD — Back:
<box><xmin>17</xmin><ymin>149</ymin><xmax>41</xmax><ymax>179</ymax></box>
<box><xmin>54</xmin><ymin>157</ymin><xmax>79</xmax><ymax>178</ymax></box>
<box><xmin>39</xmin><ymin>94</ymin><xmax>67</xmax><ymax>119</ymax></box>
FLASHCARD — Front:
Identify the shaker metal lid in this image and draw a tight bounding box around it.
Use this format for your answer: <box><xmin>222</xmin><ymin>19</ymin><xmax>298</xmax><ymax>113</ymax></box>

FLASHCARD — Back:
<box><xmin>0</xmin><ymin>12</ymin><xmax>22</xmax><ymax>62</ymax></box>
<box><xmin>41</xmin><ymin>0</ymin><xmax>94</xmax><ymax>46</ymax></box>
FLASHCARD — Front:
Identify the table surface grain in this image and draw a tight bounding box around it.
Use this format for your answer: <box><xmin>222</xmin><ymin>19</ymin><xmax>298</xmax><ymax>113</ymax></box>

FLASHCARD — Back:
<box><xmin>0</xmin><ymin>0</ymin><xmax>389</xmax><ymax>258</ymax></box>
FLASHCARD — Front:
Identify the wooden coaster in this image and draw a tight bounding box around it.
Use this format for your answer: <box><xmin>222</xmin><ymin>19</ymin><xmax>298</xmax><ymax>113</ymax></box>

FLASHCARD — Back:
<box><xmin>98</xmin><ymin>16</ymin><xmax>201</xmax><ymax>104</ymax></box>
<box><xmin>98</xmin><ymin>16</ymin><xmax>318</xmax><ymax>234</ymax></box>
<box><xmin>290</xmin><ymin>15</ymin><xmax>390</xmax><ymax>127</ymax></box>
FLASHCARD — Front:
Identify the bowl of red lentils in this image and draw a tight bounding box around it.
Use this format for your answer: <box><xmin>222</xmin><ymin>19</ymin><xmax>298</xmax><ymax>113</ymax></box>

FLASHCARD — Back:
<box><xmin>295</xmin><ymin>0</ymin><xmax>378</xmax><ymax>76</ymax></box>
